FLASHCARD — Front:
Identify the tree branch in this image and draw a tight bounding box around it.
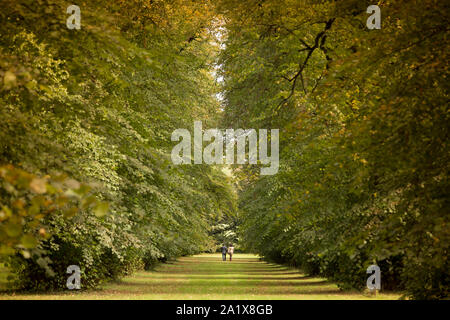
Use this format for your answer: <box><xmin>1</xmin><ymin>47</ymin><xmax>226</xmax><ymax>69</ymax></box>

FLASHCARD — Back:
<box><xmin>276</xmin><ymin>18</ymin><xmax>335</xmax><ymax>110</ymax></box>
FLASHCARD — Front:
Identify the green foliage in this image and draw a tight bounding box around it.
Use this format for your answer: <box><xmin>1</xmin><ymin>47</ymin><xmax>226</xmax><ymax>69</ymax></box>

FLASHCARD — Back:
<box><xmin>219</xmin><ymin>0</ymin><xmax>449</xmax><ymax>299</ymax></box>
<box><xmin>0</xmin><ymin>165</ymin><xmax>98</xmax><ymax>255</ymax></box>
<box><xmin>0</xmin><ymin>0</ymin><xmax>235</xmax><ymax>290</ymax></box>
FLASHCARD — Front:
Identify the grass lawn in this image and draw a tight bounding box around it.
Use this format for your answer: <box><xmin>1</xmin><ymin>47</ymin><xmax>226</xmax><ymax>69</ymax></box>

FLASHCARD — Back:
<box><xmin>0</xmin><ymin>253</ymin><xmax>401</xmax><ymax>300</ymax></box>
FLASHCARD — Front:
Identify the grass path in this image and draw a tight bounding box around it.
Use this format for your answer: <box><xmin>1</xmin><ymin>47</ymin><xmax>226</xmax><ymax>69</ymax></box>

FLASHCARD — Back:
<box><xmin>0</xmin><ymin>254</ymin><xmax>400</xmax><ymax>300</ymax></box>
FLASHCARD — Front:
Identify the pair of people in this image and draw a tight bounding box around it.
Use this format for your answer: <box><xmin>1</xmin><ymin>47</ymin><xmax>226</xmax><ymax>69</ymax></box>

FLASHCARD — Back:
<box><xmin>221</xmin><ymin>243</ymin><xmax>234</xmax><ymax>261</ymax></box>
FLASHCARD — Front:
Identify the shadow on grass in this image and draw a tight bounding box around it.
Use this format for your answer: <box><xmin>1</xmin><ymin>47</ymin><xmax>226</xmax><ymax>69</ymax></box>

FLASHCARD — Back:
<box><xmin>102</xmin><ymin>279</ymin><xmax>339</xmax><ymax>296</ymax></box>
<box><xmin>123</xmin><ymin>280</ymin><xmax>330</xmax><ymax>288</ymax></box>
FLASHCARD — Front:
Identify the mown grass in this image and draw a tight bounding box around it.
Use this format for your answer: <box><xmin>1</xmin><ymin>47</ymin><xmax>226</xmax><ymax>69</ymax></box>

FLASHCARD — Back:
<box><xmin>0</xmin><ymin>254</ymin><xmax>401</xmax><ymax>300</ymax></box>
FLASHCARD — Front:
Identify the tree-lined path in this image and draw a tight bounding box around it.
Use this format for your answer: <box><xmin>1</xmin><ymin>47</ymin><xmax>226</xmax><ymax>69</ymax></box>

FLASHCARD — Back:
<box><xmin>0</xmin><ymin>254</ymin><xmax>399</xmax><ymax>300</ymax></box>
<box><xmin>0</xmin><ymin>0</ymin><xmax>448</xmax><ymax>300</ymax></box>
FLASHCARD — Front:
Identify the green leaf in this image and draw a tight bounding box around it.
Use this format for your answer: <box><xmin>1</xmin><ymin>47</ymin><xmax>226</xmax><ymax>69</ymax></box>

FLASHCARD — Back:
<box><xmin>93</xmin><ymin>202</ymin><xmax>109</xmax><ymax>217</ymax></box>
<box><xmin>81</xmin><ymin>195</ymin><xmax>97</xmax><ymax>210</ymax></box>
<box><xmin>0</xmin><ymin>245</ymin><xmax>15</xmax><ymax>255</ymax></box>
<box><xmin>74</xmin><ymin>184</ymin><xmax>92</xmax><ymax>197</ymax></box>
<box><xmin>5</xmin><ymin>222</ymin><xmax>22</xmax><ymax>237</ymax></box>
<box><xmin>21</xmin><ymin>234</ymin><xmax>38</xmax><ymax>249</ymax></box>
<box><xmin>63</xmin><ymin>207</ymin><xmax>78</xmax><ymax>218</ymax></box>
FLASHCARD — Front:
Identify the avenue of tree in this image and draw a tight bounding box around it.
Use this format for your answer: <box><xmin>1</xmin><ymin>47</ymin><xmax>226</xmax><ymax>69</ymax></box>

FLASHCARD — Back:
<box><xmin>0</xmin><ymin>0</ymin><xmax>448</xmax><ymax>299</ymax></box>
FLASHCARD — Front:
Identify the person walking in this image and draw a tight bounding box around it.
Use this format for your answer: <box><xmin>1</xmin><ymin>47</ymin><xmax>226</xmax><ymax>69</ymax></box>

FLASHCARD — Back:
<box><xmin>228</xmin><ymin>243</ymin><xmax>235</xmax><ymax>261</ymax></box>
<box><xmin>221</xmin><ymin>243</ymin><xmax>227</xmax><ymax>261</ymax></box>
